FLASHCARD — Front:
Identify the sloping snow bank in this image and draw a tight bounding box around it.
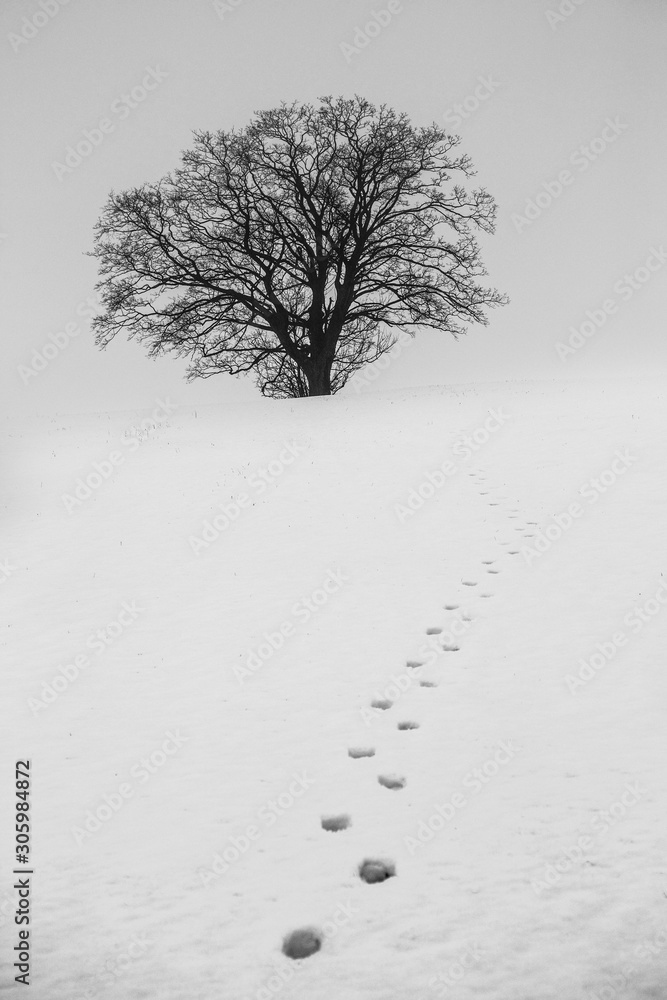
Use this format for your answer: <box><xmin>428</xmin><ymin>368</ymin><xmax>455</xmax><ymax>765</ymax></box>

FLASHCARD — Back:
<box><xmin>3</xmin><ymin>377</ymin><xmax>666</xmax><ymax>1000</ymax></box>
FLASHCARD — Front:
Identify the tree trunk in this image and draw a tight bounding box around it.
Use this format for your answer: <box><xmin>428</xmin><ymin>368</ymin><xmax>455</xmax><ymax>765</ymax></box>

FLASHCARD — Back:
<box><xmin>305</xmin><ymin>358</ymin><xmax>333</xmax><ymax>396</ymax></box>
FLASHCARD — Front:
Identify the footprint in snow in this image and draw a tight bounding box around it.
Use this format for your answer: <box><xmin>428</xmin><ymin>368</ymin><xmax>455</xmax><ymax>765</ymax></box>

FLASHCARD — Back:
<box><xmin>378</xmin><ymin>774</ymin><xmax>405</xmax><ymax>790</ymax></box>
<box><xmin>359</xmin><ymin>858</ymin><xmax>396</xmax><ymax>884</ymax></box>
<box><xmin>426</xmin><ymin>627</ymin><xmax>442</xmax><ymax>635</ymax></box>
<box><xmin>419</xmin><ymin>680</ymin><xmax>438</xmax><ymax>688</ymax></box>
<box><xmin>321</xmin><ymin>814</ymin><xmax>351</xmax><ymax>832</ymax></box>
<box><xmin>397</xmin><ymin>721</ymin><xmax>420</xmax><ymax>730</ymax></box>
<box><xmin>442</xmin><ymin>643</ymin><xmax>459</xmax><ymax>652</ymax></box>
<box><xmin>406</xmin><ymin>660</ymin><xmax>424</xmax><ymax>670</ymax></box>
<box><xmin>462</xmin><ymin>580</ymin><xmax>477</xmax><ymax>587</ymax></box>
<box><xmin>370</xmin><ymin>698</ymin><xmax>392</xmax><ymax>710</ymax></box>
<box><xmin>348</xmin><ymin>747</ymin><xmax>375</xmax><ymax>758</ymax></box>
<box><xmin>443</xmin><ymin>604</ymin><xmax>459</xmax><ymax>610</ymax></box>
<box><xmin>283</xmin><ymin>927</ymin><xmax>322</xmax><ymax>959</ymax></box>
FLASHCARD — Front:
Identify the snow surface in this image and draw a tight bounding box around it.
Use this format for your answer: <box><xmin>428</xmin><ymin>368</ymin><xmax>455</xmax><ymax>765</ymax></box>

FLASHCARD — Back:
<box><xmin>3</xmin><ymin>377</ymin><xmax>667</xmax><ymax>1000</ymax></box>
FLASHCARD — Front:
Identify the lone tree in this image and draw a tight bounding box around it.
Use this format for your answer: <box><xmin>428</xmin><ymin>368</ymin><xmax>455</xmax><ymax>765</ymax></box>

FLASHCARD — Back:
<box><xmin>91</xmin><ymin>95</ymin><xmax>507</xmax><ymax>397</ymax></box>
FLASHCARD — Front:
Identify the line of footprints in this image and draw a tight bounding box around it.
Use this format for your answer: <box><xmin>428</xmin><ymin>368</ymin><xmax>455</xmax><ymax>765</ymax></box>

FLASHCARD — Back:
<box><xmin>282</xmin><ymin>468</ymin><xmax>533</xmax><ymax>960</ymax></box>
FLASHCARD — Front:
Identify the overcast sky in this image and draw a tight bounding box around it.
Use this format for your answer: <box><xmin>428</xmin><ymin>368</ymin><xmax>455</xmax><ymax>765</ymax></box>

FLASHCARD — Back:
<box><xmin>2</xmin><ymin>0</ymin><xmax>666</xmax><ymax>418</ymax></box>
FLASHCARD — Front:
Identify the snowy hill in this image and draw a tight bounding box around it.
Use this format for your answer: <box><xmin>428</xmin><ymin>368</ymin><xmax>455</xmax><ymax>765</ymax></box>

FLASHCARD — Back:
<box><xmin>3</xmin><ymin>377</ymin><xmax>667</xmax><ymax>1000</ymax></box>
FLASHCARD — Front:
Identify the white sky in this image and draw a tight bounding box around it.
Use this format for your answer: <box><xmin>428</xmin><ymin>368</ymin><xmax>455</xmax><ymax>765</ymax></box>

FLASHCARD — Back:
<box><xmin>2</xmin><ymin>0</ymin><xmax>666</xmax><ymax>418</ymax></box>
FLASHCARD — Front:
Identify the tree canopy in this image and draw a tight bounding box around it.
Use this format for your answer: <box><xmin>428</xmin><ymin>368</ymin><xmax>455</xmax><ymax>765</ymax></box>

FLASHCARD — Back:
<box><xmin>90</xmin><ymin>95</ymin><xmax>507</xmax><ymax>397</ymax></box>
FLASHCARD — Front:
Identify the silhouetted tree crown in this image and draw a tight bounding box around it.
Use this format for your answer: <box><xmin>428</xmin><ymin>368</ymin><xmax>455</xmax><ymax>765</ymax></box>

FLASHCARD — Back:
<box><xmin>91</xmin><ymin>95</ymin><xmax>507</xmax><ymax>397</ymax></box>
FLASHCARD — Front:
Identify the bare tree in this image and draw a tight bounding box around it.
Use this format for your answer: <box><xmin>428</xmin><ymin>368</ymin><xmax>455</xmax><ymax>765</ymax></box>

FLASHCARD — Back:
<box><xmin>90</xmin><ymin>95</ymin><xmax>508</xmax><ymax>397</ymax></box>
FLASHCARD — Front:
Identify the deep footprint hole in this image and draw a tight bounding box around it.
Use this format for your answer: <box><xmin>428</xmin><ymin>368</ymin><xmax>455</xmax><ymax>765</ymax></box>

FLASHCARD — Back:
<box><xmin>321</xmin><ymin>813</ymin><xmax>351</xmax><ymax>832</ymax></box>
<box><xmin>397</xmin><ymin>720</ymin><xmax>420</xmax><ymax>730</ymax></box>
<box><xmin>282</xmin><ymin>927</ymin><xmax>322</xmax><ymax>959</ymax></box>
<box><xmin>425</xmin><ymin>627</ymin><xmax>442</xmax><ymax>635</ymax></box>
<box><xmin>378</xmin><ymin>774</ymin><xmax>405</xmax><ymax>790</ymax></box>
<box><xmin>370</xmin><ymin>698</ymin><xmax>392</xmax><ymax>710</ymax></box>
<box><xmin>359</xmin><ymin>858</ymin><xmax>396</xmax><ymax>884</ymax></box>
<box><xmin>348</xmin><ymin>746</ymin><xmax>375</xmax><ymax>759</ymax></box>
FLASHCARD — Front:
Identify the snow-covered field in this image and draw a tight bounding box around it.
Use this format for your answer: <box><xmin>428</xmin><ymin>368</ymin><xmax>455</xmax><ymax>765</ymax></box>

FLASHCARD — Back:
<box><xmin>3</xmin><ymin>377</ymin><xmax>667</xmax><ymax>1000</ymax></box>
